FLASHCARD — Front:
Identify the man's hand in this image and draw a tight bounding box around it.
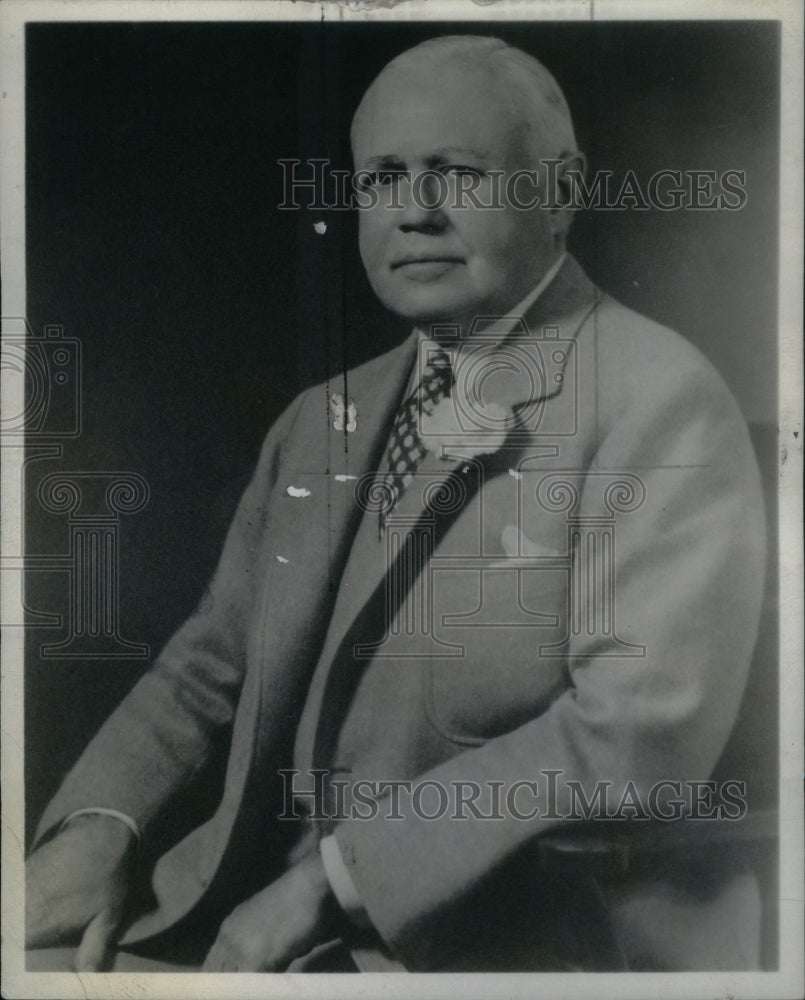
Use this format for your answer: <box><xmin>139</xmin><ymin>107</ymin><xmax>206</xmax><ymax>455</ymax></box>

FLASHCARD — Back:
<box><xmin>26</xmin><ymin>814</ymin><xmax>135</xmax><ymax>971</ymax></box>
<box><xmin>203</xmin><ymin>853</ymin><xmax>341</xmax><ymax>972</ymax></box>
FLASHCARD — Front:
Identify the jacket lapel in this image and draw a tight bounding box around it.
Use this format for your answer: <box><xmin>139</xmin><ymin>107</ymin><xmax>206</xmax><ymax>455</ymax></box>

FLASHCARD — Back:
<box><xmin>320</xmin><ymin>330</ymin><xmax>420</xmax><ymax>572</ymax></box>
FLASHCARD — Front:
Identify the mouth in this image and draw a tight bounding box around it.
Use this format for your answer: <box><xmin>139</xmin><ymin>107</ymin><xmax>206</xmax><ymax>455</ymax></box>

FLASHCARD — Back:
<box><xmin>390</xmin><ymin>256</ymin><xmax>465</xmax><ymax>271</ymax></box>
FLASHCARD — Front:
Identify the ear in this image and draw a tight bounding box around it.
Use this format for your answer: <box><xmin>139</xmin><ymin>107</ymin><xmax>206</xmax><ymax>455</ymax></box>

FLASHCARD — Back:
<box><xmin>549</xmin><ymin>149</ymin><xmax>587</xmax><ymax>240</ymax></box>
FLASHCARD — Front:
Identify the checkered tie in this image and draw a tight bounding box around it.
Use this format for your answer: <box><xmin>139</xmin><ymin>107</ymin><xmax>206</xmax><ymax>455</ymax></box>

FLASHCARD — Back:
<box><xmin>379</xmin><ymin>347</ymin><xmax>452</xmax><ymax>533</ymax></box>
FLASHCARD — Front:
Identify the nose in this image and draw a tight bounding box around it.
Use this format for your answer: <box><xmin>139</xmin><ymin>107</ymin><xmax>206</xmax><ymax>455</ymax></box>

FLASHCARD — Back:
<box><xmin>396</xmin><ymin>172</ymin><xmax>448</xmax><ymax>234</ymax></box>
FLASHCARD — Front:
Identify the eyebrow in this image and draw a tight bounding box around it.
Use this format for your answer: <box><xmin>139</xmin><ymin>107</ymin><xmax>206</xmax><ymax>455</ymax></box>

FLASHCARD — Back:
<box><xmin>360</xmin><ymin>148</ymin><xmax>491</xmax><ymax>171</ymax></box>
<box><xmin>360</xmin><ymin>155</ymin><xmax>407</xmax><ymax>171</ymax></box>
<box><xmin>428</xmin><ymin>147</ymin><xmax>491</xmax><ymax>162</ymax></box>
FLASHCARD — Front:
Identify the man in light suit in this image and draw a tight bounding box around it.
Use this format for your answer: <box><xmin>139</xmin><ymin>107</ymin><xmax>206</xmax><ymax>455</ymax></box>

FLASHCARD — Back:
<box><xmin>26</xmin><ymin>35</ymin><xmax>766</xmax><ymax>973</ymax></box>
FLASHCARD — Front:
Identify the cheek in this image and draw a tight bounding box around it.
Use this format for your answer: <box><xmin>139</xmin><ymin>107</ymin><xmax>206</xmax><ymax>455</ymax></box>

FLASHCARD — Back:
<box><xmin>460</xmin><ymin>236</ymin><xmax>515</xmax><ymax>291</ymax></box>
<box><xmin>358</xmin><ymin>215</ymin><xmax>384</xmax><ymax>272</ymax></box>
<box><xmin>462</xmin><ymin>211</ymin><xmax>549</xmax><ymax>277</ymax></box>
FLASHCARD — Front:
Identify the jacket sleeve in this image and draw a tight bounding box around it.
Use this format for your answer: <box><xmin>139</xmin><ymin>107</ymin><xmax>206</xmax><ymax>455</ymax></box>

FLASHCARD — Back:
<box><xmin>33</xmin><ymin>395</ymin><xmax>305</xmax><ymax>846</ymax></box>
<box><xmin>332</xmin><ymin>352</ymin><xmax>767</xmax><ymax>969</ymax></box>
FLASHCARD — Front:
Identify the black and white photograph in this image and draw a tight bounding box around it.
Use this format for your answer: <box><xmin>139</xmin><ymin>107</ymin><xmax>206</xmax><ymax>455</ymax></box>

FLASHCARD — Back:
<box><xmin>1</xmin><ymin>1</ymin><xmax>802</xmax><ymax>998</ymax></box>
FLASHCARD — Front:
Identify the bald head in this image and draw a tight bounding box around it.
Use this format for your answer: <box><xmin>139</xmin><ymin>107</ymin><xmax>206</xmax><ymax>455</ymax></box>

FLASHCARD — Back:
<box><xmin>352</xmin><ymin>35</ymin><xmax>577</xmax><ymax>165</ymax></box>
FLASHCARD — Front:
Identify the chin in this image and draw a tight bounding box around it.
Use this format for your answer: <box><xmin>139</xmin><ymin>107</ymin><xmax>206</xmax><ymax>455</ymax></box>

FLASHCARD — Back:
<box><xmin>381</xmin><ymin>289</ymin><xmax>482</xmax><ymax>328</ymax></box>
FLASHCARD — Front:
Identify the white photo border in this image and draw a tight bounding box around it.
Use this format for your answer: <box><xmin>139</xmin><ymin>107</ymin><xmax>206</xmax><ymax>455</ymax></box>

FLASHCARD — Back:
<box><xmin>2</xmin><ymin>2</ymin><xmax>802</xmax><ymax>998</ymax></box>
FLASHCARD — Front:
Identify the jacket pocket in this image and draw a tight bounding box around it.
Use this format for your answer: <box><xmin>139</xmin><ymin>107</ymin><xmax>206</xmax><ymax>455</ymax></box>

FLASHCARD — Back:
<box><xmin>422</xmin><ymin>565</ymin><xmax>571</xmax><ymax>746</ymax></box>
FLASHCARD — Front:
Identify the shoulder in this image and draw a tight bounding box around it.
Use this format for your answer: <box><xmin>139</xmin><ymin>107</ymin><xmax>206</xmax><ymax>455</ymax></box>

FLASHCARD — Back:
<box><xmin>581</xmin><ymin>292</ymin><xmax>746</xmax><ymax>434</ymax></box>
<box><xmin>282</xmin><ymin>334</ymin><xmax>416</xmax><ymax>434</ymax></box>
<box><xmin>566</xmin><ymin>292</ymin><xmax>763</xmax><ymax>517</ymax></box>
<box><xmin>251</xmin><ymin>333</ymin><xmax>415</xmax><ymax>472</ymax></box>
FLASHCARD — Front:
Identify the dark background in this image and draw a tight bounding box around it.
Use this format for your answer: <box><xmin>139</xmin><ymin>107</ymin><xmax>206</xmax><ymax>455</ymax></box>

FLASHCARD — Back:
<box><xmin>24</xmin><ymin>20</ymin><xmax>779</xmax><ymax>849</ymax></box>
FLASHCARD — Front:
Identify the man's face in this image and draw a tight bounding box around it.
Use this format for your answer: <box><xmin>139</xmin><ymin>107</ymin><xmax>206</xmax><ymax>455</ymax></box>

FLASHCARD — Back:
<box><xmin>352</xmin><ymin>60</ymin><xmax>558</xmax><ymax>330</ymax></box>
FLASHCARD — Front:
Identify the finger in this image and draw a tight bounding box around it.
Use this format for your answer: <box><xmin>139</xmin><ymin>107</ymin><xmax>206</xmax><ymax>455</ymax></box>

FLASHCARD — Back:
<box><xmin>26</xmin><ymin>892</ymin><xmax>81</xmax><ymax>949</ymax></box>
<box><xmin>203</xmin><ymin>949</ymin><xmax>237</xmax><ymax>972</ymax></box>
<box><xmin>202</xmin><ymin>942</ymin><xmax>224</xmax><ymax>972</ymax></box>
<box><xmin>74</xmin><ymin>909</ymin><xmax>120</xmax><ymax>972</ymax></box>
<box><xmin>203</xmin><ymin>940</ymin><xmax>245</xmax><ymax>973</ymax></box>
<box><xmin>25</xmin><ymin>898</ymin><xmax>55</xmax><ymax>949</ymax></box>
<box><xmin>25</xmin><ymin>859</ymin><xmax>63</xmax><ymax>947</ymax></box>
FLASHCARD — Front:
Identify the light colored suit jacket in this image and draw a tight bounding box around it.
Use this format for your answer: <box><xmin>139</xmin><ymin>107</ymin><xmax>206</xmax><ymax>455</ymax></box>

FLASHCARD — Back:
<box><xmin>36</xmin><ymin>256</ymin><xmax>766</xmax><ymax>971</ymax></box>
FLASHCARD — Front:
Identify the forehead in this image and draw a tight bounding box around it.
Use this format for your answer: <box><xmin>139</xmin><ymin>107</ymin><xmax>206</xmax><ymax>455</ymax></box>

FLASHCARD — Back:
<box><xmin>352</xmin><ymin>60</ymin><xmax>524</xmax><ymax>164</ymax></box>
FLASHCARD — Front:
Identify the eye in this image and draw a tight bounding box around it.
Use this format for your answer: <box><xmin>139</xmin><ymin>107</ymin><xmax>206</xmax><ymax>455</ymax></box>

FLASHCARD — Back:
<box><xmin>378</xmin><ymin>170</ymin><xmax>407</xmax><ymax>186</ymax></box>
<box><xmin>354</xmin><ymin>169</ymin><xmax>408</xmax><ymax>191</ymax></box>
<box><xmin>443</xmin><ymin>165</ymin><xmax>486</xmax><ymax>178</ymax></box>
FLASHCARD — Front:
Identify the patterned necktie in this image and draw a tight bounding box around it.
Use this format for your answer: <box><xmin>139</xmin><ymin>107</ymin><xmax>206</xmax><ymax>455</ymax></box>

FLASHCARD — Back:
<box><xmin>379</xmin><ymin>347</ymin><xmax>452</xmax><ymax>533</ymax></box>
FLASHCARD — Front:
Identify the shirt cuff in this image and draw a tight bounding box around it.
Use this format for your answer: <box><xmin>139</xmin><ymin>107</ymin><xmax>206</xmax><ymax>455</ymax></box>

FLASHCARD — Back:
<box><xmin>319</xmin><ymin>834</ymin><xmax>372</xmax><ymax>929</ymax></box>
<box><xmin>60</xmin><ymin>807</ymin><xmax>141</xmax><ymax>849</ymax></box>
